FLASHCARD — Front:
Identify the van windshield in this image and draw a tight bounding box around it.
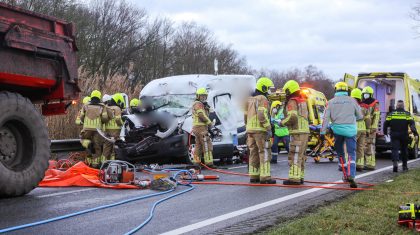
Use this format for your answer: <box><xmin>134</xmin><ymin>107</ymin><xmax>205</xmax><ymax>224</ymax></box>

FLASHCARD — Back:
<box><xmin>151</xmin><ymin>94</ymin><xmax>195</xmax><ymax>116</ymax></box>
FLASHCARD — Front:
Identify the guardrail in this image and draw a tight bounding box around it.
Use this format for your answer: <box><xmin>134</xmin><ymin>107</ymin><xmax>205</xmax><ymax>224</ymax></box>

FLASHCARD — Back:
<box><xmin>50</xmin><ymin>139</ymin><xmax>84</xmax><ymax>153</ymax></box>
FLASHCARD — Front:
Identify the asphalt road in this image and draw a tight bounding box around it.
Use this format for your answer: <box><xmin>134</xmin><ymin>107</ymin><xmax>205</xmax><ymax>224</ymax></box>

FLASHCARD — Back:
<box><xmin>1</xmin><ymin>152</ymin><xmax>419</xmax><ymax>235</ymax></box>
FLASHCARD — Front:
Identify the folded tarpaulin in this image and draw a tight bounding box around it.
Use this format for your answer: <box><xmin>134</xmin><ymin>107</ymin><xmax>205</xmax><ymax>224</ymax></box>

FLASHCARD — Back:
<box><xmin>39</xmin><ymin>162</ymin><xmax>140</xmax><ymax>189</ymax></box>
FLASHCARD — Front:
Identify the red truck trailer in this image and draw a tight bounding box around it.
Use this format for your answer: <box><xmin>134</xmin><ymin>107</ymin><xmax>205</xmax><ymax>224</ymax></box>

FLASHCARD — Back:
<box><xmin>0</xmin><ymin>3</ymin><xmax>80</xmax><ymax>196</ymax></box>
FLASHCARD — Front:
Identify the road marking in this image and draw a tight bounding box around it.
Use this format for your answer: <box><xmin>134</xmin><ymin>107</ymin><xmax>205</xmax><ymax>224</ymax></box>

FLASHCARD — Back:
<box><xmin>161</xmin><ymin>158</ymin><xmax>420</xmax><ymax>235</ymax></box>
<box><xmin>227</xmin><ymin>160</ymin><xmax>287</xmax><ymax>170</ymax></box>
<box><xmin>35</xmin><ymin>188</ymin><xmax>97</xmax><ymax>198</ymax></box>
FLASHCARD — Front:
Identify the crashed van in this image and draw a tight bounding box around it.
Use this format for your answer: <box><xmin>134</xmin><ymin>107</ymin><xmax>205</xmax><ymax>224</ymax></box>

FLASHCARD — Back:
<box><xmin>115</xmin><ymin>74</ymin><xmax>256</xmax><ymax>164</ymax></box>
<box><xmin>344</xmin><ymin>72</ymin><xmax>420</xmax><ymax>159</ymax></box>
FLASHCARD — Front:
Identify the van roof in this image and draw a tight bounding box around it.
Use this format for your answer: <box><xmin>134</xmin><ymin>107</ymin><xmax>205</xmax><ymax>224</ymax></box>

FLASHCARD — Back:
<box><xmin>140</xmin><ymin>74</ymin><xmax>255</xmax><ymax>97</ymax></box>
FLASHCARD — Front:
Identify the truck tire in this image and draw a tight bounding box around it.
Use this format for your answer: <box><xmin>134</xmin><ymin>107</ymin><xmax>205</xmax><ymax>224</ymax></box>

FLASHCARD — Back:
<box><xmin>0</xmin><ymin>92</ymin><xmax>50</xmax><ymax>197</ymax></box>
<box><xmin>408</xmin><ymin>143</ymin><xmax>418</xmax><ymax>160</ymax></box>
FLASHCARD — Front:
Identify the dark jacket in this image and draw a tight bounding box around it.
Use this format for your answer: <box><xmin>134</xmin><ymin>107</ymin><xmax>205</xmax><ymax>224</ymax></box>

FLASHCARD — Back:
<box><xmin>383</xmin><ymin>108</ymin><xmax>418</xmax><ymax>136</ymax></box>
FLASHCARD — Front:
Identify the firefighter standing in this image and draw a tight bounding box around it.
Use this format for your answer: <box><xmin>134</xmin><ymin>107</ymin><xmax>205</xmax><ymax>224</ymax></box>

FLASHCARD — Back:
<box><xmin>321</xmin><ymin>82</ymin><xmax>363</xmax><ymax>188</ymax></box>
<box><xmin>79</xmin><ymin>90</ymin><xmax>108</xmax><ymax>168</ymax></box>
<box><xmin>351</xmin><ymin>88</ymin><xmax>371</xmax><ymax>171</ymax></box>
<box><xmin>75</xmin><ymin>96</ymin><xmax>91</xmax><ymax>126</ymax></box>
<box><xmin>281</xmin><ymin>80</ymin><xmax>310</xmax><ymax>185</ymax></box>
<box><xmin>384</xmin><ymin>100</ymin><xmax>418</xmax><ymax>172</ymax></box>
<box><xmin>270</xmin><ymin>101</ymin><xmax>290</xmax><ymax>164</ymax></box>
<box><xmin>192</xmin><ymin>88</ymin><xmax>215</xmax><ymax>167</ymax></box>
<box><xmin>103</xmin><ymin>93</ymin><xmax>125</xmax><ymax>161</ymax></box>
<box><xmin>245</xmin><ymin>77</ymin><xmax>276</xmax><ymax>184</ymax></box>
<box><xmin>362</xmin><ymin>86</ymin><xmax>380</xmax><ymax>170</ymax></box>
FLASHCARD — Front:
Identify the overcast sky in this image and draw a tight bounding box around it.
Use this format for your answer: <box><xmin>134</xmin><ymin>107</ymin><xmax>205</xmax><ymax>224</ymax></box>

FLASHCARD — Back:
<box><xmin>133</xmin><ymin>0</ymin><xmax>420</xmax><ymax>80</ymax></box>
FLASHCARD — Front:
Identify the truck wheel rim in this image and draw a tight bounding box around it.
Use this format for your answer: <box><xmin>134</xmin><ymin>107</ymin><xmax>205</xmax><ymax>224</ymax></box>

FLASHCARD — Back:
<box><xmin>0</xmin><ymin>126</ymin><xmax>17</xmax><ymax>166</ymax></box>
<box><xmin>188</xmin><ymin>144</ymin><xmax>195</xmax><ymax>163</ymax></box>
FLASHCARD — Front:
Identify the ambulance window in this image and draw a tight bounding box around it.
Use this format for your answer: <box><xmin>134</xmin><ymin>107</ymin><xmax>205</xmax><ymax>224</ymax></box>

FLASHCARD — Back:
<box><xmin>313</xmin><ymin>106</ymin><xmax>319</xmax><ymax>120</ymax></box>
<box><xmin>409</xmin><ymin>86</ymin><xmax>420</xmax><ymax>115</ymax></box>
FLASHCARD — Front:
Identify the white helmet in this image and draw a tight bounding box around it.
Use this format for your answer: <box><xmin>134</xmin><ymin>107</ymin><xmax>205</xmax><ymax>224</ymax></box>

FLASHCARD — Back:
<box><xmin>102</xmin><ymin>94</ymin><xmax>112</xmax><ymax>103</ymax></box>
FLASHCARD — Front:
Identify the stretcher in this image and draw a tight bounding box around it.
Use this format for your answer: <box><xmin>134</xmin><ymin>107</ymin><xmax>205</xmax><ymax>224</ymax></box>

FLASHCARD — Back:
<box><xmin>308</xmin><ymin>124</ymin><xmax>336</xmax><ymax>163</ymax></box>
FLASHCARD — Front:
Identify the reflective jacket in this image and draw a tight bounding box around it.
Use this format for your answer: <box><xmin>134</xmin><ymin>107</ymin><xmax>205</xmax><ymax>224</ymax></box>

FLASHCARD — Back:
<box><xmin>80</xmin><ymin>103</ymin><xmax>108</xmax><ymax>131</ymax></box>
<box><xmin>245</xmin><ymin>94</ymin><xmax>270</xmax><ymax>133</ymax></box>
<box><xmin>105</xmin><ymin>105</ymin><xmax>123</xmax><ymax>130</ymax></box>
<box><xmin>282</xmin><ymin>96</ymin><xmax>310</xmax><ymax>135</ymax></box>
<box><xmin>192</xmin><ymin>101</ymin><xmax>212</xmax><ymax>127</ymax></box>
<box><xmin>272</xmin><ymin>108</ymin><xmax>289</xmax><ymax>137</ymax></box>
<box><xmin>356</xmin><ymin>101</ymin><xmax>370</xmax><ymax>133</ymax></box>
<box><xmin>383</xmin><ymin>108</ymin><xmax>417</xmax><ymax>136</ymax></box>
<box><xmin>363</xmin><ymin>99</ymin><xmax>380</xmax><ymax>130</ymax></box>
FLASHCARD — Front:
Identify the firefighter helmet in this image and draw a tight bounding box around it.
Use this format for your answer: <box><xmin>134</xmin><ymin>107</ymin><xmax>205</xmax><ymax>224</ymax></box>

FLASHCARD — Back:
<box><xmin>130</xmin><ymin>98</ymin><xmax>140</xmax><ymax>107</ymax></box>
<box><xmin>90</xmin><ymin>90</ymin><xmax>102</xmax><ymax>99</ymax></box>
<box><xmin>82</xmin><ymin>96</ymin><xmax>91</xmax><ymax>104</ymax></box>
<box><xmin>256</xmin><ymin>77</ymin><xmax>274</xmax><ymax>94</ymax></box>
<box><xmin>351</xmin><ymin>88</ymin><xmax>362</xmax><ymax>100</ymax></box>
<box><xmin>362</xmin><ymin>86</ymin><xmax>374</xmax><ymax>95</ymax></box>
<box><xmin>335</xmin><ymin>82</ymin><xmax>348</xmax><ymax>91</ymax></box>
<box><xmin>112</xmin><ymin>93</ymin><xmax>125</xmax><ymax>108</ymax></box>
<box><xmin>283</xmin><ymin>80</ymin><xmax>300</xmax><ymax>95</ymax></box>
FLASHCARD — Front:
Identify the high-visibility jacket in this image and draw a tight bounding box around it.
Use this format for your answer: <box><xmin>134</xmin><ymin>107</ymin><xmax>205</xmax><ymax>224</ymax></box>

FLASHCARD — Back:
<box><xmin>357</xmin><ymin>102</ymin><xmax>370</xmax><ymax>133</ymax></box>
<box><xmin>272</xmin><ymin>109</ymin><xmax>289</xmax><ymax>137</ymax></box>
<box><xmin>363</xmin><ymin>99</ymin><xmax>380</xmax><ymax>130</ymax></box>
<box><xmin>75</xmin><ymin>105</ymin><xmax>87</xmax><ymax>125</ymax></box>
<box><xmin>80</xmin><ymin>104</ymin><xmax>108</xmax><ymax>131</ymax></box>
<box><xmin>245</xmin><ymin>94</ymin><xmax>270</xmax><ymax>133</ymax></box>
<box><xmin>384</xmin><ymin>108</ymin><xmax>417</xmax><ymax>136</ymax></box>
<box><xmin>192</xmin><ymin>101</ymin><xmax>212</xmax><ymax>127</ymax></box>
<box><xmin>282</xmin><ymin>96</ymin><xmax>310</xmax><ymax>134</ymax></box>
<box><xmin>105</xmin><ymin>105</ymin><xmax>123</xmax><ymax>130</ymax></box>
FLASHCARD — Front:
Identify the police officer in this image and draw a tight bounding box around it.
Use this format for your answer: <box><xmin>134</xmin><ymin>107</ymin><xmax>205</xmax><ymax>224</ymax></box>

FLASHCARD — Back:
<box><xmin>351</xmin><ymin>88</ymin><xmax>371</xmax><ymax>171</ymax></box>
<box><xmin>362</xmin><ymin>86</ymin><xmax>380</xmax><ymax>170</ymax></box>
<box><xmin>192</xmin><ymin>88</ymin><xmax>215</xmax><ymax>168</ymax></box>
<box><xmin>281</xmin><ymin>80</ymin><xmax>310</xmax><ymax>185</ymax></box>
<box><xmin>321</xmin><ymin>82</ymin><xmax>363</xmax><ymax>188</ymax></box>
<box><xmin>384</xmin><ymin>100</ymin><xmax>418</xmax><ymax>172</ymax></box>
<box><xmin>79</xmin><ymin>90</ymin><xmax>108</xmax><ymax>168</ymax></box>
<box><xmin>270</xmin><ymin>101</ymin><xmax>290</xmax><ymax>164</ymax></box>
<box><xmin>103</xmin><ymin>93</ymin><xmax>125</xmax><ymax>162</ymax></box>
<box><xmin>245</xmin><ymin>77</ymin><xmax>276</xmax><ymax>184</ymax></box>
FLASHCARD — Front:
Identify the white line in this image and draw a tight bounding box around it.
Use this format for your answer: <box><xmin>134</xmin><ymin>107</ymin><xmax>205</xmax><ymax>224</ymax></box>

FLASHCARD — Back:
<box><xmin>227</xmin><ymin>165</ymin><xmax>247</xmax><ymax>169</ymax></box>
<box><xmin>161</xmin><ymin>158</ymin><xmax>420</xmax><ymax>235</ymax></box>
<box><xmin>35</xmin><ymin>188</ymin><xmax>97</xmax><ymax>198</ymax></box>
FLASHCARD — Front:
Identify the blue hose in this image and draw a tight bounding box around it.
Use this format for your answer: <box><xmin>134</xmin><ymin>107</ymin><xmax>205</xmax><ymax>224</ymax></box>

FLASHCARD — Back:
<box><xmin>0</xmin><ymin>169</ymin><xmax>194</xmax><ymax>234</ymax></box>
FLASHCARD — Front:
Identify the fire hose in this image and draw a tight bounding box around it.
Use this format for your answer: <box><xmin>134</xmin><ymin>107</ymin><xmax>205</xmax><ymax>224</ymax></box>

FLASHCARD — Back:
<box><xmin>0</xmin><ymin>170</ymin><xmax>194</xmax><ymax>234</ymax></box>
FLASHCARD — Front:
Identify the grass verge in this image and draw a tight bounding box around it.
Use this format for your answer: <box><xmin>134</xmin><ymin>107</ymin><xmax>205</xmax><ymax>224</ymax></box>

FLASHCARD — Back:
<box><xmin>263</xmin><ymin>168</ymin><xmax>420</xmax><ymax>235</ymax></box>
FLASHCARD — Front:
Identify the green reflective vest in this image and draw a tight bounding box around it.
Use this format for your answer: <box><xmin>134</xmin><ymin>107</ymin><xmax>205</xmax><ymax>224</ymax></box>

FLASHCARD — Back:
<box><xmin>273</xmin><ymin>109</ymin><xmax>289</xmax><ymax>137</ymax></box>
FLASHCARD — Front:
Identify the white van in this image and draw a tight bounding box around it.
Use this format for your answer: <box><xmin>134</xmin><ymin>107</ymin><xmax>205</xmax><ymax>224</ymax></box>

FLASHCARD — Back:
<box><xmin>116</xmin><ymin>74</ymin><xmax>256</xmax><ymax>164</ymax></box>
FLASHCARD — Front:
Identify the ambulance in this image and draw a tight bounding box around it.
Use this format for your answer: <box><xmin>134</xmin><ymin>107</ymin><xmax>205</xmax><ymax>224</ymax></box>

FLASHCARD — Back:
<box><xmin>344</xmin><ymin>72</ymin><xmax>420</xmax><ymax>159</ymax></box>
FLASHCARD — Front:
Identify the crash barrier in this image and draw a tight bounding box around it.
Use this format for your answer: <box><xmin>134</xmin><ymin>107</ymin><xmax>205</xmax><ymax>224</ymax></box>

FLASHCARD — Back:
<box><xmin>0</xmin><ymin>168</ymin><xmax>195</xmax><ymax>234</ymax></box>
<box><xmin>199</xmin><ymin>163</ymin><xmax>375</xmax><ymax>191</ymax></box>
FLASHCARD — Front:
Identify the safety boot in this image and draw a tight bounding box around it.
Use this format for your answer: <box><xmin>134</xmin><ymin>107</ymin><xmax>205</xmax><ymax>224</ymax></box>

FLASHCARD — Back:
<box><xmin>348</xmin><ymin>177</ymin><xmax>358</xmax><ymax>188</ymax></box>
<box><xmin>270</xmin><ymin>159</ymin><xmax>278</xmax><ymax>164</ymax></box>
<box><xmin>283</xmin><ymin>180</ymin><xmax>301</xmax><ymax>185</ymax></box>
<box><xmin>403</xmin><ymin>162</ymin><xmax>408</xmax><ymax>171</ymax></box>
<box><xmin>356</xmin><ymin>166</ymin><xmax>363</xmax><ymax>172</ymax></box>
<box><xmin>364</xmin><ymin>166</ymin><xmax>375</xmax><ymax>171</ymax></box>
<box><xmin>300</xmin><ymin>178</ymin><xmax>304</xmax><ymax>184</ymax></box>
<box><xmin>250</xmin><ymin>178</ymin><xmax>260</xmax><ymax>183</ymax></box>
<box><xmin>393</xmin><ymin>161</ymin><xmax>398</xmax><ymax>173</ymax></box>
<box><xmin>260</xmin><ymin>179</ymin><xmax>276</xmax><ymax>184</ymax></box>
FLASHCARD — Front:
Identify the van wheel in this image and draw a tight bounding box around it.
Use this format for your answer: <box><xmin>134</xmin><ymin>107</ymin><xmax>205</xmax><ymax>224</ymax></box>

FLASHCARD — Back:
<box><xmin>0</xmin><ymin>92</ymin><xmax>50</xmax><ymax>197</ymax></box>
<box><xmin>408</xmin><ymin>144</ymin><xmax>418</xmax><ymax>160</ymax></box>
<box><xmin>185</xmin><ymin>134</ymin><xmax>195</xmax><ymax>164</ymax></box>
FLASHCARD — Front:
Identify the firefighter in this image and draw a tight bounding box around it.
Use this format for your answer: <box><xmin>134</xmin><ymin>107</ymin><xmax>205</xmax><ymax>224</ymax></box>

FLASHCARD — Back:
<box><xmin>245</xmin><ymin>77</ymin><xmax>276</xmax><ymax>184</ymax></box>
<box><xmin>321</xmin><ymin>82</ymin><xmax>363</xmax><ymax>188</ymax></box>
<box><xmin>270</xmin><ymin>100</ymin><xmax>290</xmax><ymax>164</ymax></box>
<box><xmin>351</xmin><ymin>88</ymin><xmax>371</xmax><ymax>172</ymax></box>
<box><xmin>79</xmin><ymin>90</ymin><xmax>108</xmax><ymax>168</ymax></box>
<box><xmin>129</xmin><ymin>98</ymin><xmax>141</xmax><ymax>113</ymax></box>
<box><xmin>192</xmin><ymin>88</ymin><xmax>215</xmax><ymax>168</ymax></box>
<box><xmin>103</xmin><ymin>93</ymin><xmax>125</xmax><ymax>162</ymax></box>
<box><xmin>281</xmin><ymin>80</ymin><xmax>309</xmax><ymax>185</ymax></box>
<box><xmin>75</xmin><ymin>96</ymin><xmax>91</xmax><ymax>126</ymax></box>
<box><xmin>362</xmin><ymin>86</ymin><xmax>380</xmax><ymax>170</ymax></box>
<box><xmin>384</xmin><ymin>100</ymin><xmax>418</xmax><ymax>172</ymax></box>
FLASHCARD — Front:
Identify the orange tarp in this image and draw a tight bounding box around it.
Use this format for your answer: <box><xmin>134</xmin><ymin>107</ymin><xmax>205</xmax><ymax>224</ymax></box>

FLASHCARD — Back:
<box><xmin>39</xmin><ymin>162</ymin><xmax>140</xmax><ymax>189</ymax></box>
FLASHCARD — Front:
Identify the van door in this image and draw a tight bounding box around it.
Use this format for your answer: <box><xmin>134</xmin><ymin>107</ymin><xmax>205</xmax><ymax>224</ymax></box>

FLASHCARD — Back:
<box><xmin>344</xmin><ymin>73</ymin><xmax>356</xmax><ymax>89</ymax></box>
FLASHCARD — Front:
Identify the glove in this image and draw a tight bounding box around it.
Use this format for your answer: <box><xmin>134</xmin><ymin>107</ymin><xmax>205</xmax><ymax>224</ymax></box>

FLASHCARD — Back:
<box><xmin>266</xmin><ymin>130</ymin><xmax>272</xmax><ymax>139</ymax></box>
<box><xmin>320</xmin><ymin>134</ymin><xmax>325</xmax><ymax>142</ymax></box>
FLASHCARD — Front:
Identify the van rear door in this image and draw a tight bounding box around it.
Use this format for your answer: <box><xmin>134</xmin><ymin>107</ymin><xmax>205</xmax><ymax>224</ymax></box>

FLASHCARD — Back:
<box><xmin>344</xmin><ymin>73</ymin><xmax>356</xmax><ymax>89</ymax></box>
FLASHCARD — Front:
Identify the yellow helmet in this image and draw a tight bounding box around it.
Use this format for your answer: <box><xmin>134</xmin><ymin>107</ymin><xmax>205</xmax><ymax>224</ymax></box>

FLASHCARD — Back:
<box><xmin>362</xmin><ymin>86</ymin><xmax>374</xmax><ymax>95</ymax></box>
<box><xmin>256</xmin><ymin>77</ymin><xmax>274</xmax><ymax>93</ymax></box>
<box><xmin>350</xmin><ymin>88</ymin><xmax>362</xmax><ymax>100</ymax></box>
<box><xmin>271</xmin><ymin>100</ymin><xmax>282</xmax><ymax>109</ymax></box>
<box><xmin>335</xmin><ymin>82</ymin><xmax>348</xmax><ymax>91</ymax></box>
<box><xmin>196</xmin><ymin>88</ymin><xmax>208</xmax><ymax>95</ymax></box>
<box><xmin>82</xmin><ymin>96</ymin><xmax>91</xmax><ymax>104</ymax></box>
<box><xmin>282</xmin><ymin>80</ymin><xmax>300</xmax><ymax>95</ymax></box>
<box><xmin>130</xmin><ymin>98</ymin><xmax>140</xmax><ymax>107</ymax></box>
<box><xmin>112</xmin><ymin>93</ymin><xmax>125</xmax><ymax>108</ymax></box>
<box><xmin>90</xmin><ymin>90</ymin><xmax>102</xmax><ymax>99</ymax></box>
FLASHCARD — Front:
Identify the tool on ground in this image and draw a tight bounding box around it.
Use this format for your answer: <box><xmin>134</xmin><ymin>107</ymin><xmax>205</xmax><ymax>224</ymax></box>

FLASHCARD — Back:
<box><xmin>398</xmin><ymin>203</ymin><xmax>420</xmax><ymax>232</ymax></box>
<box><xmin>180</xmin><ymin>173</ymin><xmax>219</xmax><ymax>181</ymax></box>
<box><xmin>99</xmin><ymin>160</ymin><xmax>136</xmax><ymax>185</ymax></box>
<box><xmin>150</xmin><ymin>177</ymin><xmax>177</xmax><ymax>191</ymax></box>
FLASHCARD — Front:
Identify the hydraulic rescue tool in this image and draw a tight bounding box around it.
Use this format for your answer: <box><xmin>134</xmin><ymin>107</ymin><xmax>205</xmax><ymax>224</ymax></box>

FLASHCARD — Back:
<box><xmin>99</xmin><ymin>160</ymin><xmax>136</xmax><ymax>185</ymax></box>
<box><xmin>398</xmin><ymin>203</ymin><xmax>420</xmax><ymax>232</ymax></box>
